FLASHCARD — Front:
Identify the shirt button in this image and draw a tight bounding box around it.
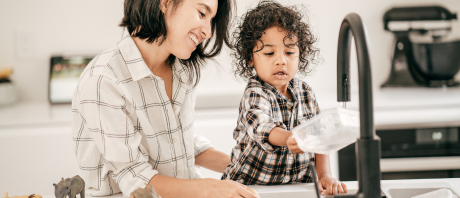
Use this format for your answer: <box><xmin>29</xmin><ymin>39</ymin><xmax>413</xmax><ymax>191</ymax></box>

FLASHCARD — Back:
<box><xmin>171</xmin><ymin>138</ymin><xmax>176</xmax><ymax>143</ymax></box>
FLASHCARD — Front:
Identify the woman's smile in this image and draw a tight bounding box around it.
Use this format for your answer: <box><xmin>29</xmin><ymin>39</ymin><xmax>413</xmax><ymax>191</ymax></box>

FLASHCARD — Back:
<box><xmin>188</xmin><ymin>32</ymin><xmax>201</xmax><ymax>50</ymax></box>
<box><xmin>189</xmin><ymin>33</ymin><xmax>200</xmax><ymax>46</ymax></box>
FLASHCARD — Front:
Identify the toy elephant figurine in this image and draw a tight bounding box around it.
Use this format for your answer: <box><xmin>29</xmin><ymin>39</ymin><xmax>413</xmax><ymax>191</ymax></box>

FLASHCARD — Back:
<box><xmin>53</xmin><ymin>175</ymin><xmax>85</xmax><ymax>198</ymax></box>
<box><xmin>129</xmin><ymin>184</ymin><xmax>161</xmax><ymax>198</ymax></box>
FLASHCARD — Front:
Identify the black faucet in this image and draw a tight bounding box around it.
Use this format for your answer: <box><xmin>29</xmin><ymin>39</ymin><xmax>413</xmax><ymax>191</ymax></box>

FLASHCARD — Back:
<box><xmin>333</xmin><ymin>13</ymin><xmax>382</xmax><ymax>198</ymax></box>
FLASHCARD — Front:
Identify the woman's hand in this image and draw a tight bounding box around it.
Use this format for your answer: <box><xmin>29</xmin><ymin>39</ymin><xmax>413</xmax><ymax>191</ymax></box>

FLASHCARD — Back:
<box><xmin>146</xmin><ymin>175</ymin><xmax>258</xmax><ymax>198</ymax></box>
<box><xmin>286</xmin><ymin>135</ymin><xmax>304</xmax><ymax>154</ymax></box>
<box><xmin>247</xmin><ymin>187</ymin><xmax>260</xmax><ymax>197</ymax></box>
<box><xmin>200</xmin><ymin>178</ymin><xmax>259</xmax><ymax>198</ymax></box>
<box><xmin>317</xmin><ymin>174</ymin><xmax>347</xmax><ymax>196</ymax></box>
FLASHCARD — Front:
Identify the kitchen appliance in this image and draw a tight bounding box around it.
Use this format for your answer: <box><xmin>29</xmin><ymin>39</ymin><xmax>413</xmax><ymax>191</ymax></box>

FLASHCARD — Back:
<box><xmin>48</xmin><ymin>55</ymin><xmax>93</xmax><ymax>104</ymax></box>
<box><xmin>339</xmin><ymin>126</ymin><xmax>460</xmax><ymax>181</ymax></box>
<box><xmin>382</xmin><ymin>6</ymin><xmax>460</xmax><ymax>87</ymax></box>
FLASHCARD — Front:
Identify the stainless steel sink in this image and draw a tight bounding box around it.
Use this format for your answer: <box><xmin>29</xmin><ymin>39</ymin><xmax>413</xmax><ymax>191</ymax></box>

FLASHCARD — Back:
<box><xmin>381</xmin><ymin>182</ymin><xmax>459</xmax><ymax>198</ymax></box>
<box><xmin>249</xmin><ymin>183</ymin><xmax>359</xmax><ymax>198</ymax></box>
<box><xmin>387</xmin><ymin>188</ymin><xmax>458</xmax><ymax>198</ymax></box>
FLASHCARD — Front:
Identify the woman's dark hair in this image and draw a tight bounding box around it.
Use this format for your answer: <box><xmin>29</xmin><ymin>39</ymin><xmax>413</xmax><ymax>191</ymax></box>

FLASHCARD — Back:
<box><xmin>120</xmin><ymin>0</ymin><xmax>234</xmax><ymax>86</ymax></box>
<box><xmin>233</xmin><ymin>0</ymin><xmax>319</xmax><ymax>81</ymax></box>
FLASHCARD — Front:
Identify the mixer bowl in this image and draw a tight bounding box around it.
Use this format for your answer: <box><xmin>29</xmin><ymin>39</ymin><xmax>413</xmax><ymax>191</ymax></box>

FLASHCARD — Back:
<box><xmin>412</xmin><ymin>40</ymin><xmax>460</xmax><ymax>81</ymax></box>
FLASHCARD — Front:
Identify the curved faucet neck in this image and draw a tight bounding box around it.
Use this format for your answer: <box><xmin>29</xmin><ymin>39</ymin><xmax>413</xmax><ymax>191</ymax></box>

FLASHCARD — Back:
<box><xmin>335</xmin><ymin>13</ymin><xmax>381</xmax><ymax>198</ymax></box>
<box><xmin>337</xmin><ymin>13</ymin><xmax>375</xmax><ymax>139</ymax></box>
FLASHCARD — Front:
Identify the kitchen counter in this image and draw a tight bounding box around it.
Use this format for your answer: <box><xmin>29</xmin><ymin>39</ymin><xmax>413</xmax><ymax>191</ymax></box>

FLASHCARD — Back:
<box><xmin>249</xmin><ymin>178</ymin><xmax>460</xmax><ymax>198</ymax></box>
<box><xmin>1</xmin><ymin>87</ymin><xmax>460</xmax><ymax>129</ymax></box>
<box><xmin>1</xmin><ymin>87</ymin><xmax>460</xmax><ymax>196</ymax></box>
<box><xmin>314</xmin><ymin>86</ymin><xmax>460</xmax><ymax>130</ymax></box>
<box><xmin>34</xmin><ymin>178</ymin><xmax>460</xmax><ymax>198</ymax></box>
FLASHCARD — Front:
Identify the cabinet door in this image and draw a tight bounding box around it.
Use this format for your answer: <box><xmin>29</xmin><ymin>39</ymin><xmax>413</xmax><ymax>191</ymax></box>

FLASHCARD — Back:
<box><xmin>0</xmin><ymin>125</ymin><xmax>79</xmax><ymax>195</ymax></box>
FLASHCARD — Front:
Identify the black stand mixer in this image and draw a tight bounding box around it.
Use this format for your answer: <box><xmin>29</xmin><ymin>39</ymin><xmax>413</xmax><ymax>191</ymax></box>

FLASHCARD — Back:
<box><xmin>382</xmin><ymin>6</ymin><xmax>460</xmax><ymax>87</ymax></box>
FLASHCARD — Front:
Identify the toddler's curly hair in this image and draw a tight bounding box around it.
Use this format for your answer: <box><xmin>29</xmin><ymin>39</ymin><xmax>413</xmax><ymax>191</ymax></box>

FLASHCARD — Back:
<box><xmin>233</xmin><ymin>0</ymin><xmax>319</xmax><ymax>81</ymax></box>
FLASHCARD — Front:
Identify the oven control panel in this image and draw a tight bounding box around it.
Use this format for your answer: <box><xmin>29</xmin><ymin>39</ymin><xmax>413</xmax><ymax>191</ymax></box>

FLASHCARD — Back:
<box><xmin>338</xmin><ymin>126</ymin><xmax>460</xmax><ymax>181</ymax></box>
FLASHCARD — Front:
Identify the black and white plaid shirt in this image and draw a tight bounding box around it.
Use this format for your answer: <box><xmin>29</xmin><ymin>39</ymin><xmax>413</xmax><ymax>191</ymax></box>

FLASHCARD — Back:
<box><xmin>222</xmin><ymin>76</ymin><xmax>320</xmax><ymax>185</ymax></box>
<box><xmin>71</xmin><ymin>36</ymin><xmax>211</xmax><ymax>197</ymax></box>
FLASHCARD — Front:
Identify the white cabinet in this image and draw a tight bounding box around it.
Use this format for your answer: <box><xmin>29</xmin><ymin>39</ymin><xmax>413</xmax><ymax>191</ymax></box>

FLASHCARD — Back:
<box><xmin>0</xmin><ymin>125</ymin><xmax>79</xmax><ymax>196</ymax></box>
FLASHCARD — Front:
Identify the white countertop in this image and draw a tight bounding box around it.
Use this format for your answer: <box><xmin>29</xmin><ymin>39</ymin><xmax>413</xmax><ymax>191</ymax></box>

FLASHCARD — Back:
<box><xmin>249</xmin><ymin>178</ymin><xmax>460</xmax><ymax>198</ymax></box>
<box><xmin>1</xmin><ymin>87</ymin><xmax>459</xmax><ymax>129</ymax></box>
<box><xmin>35</xmin><ymin>178</ymin><xmax>460</xmax><ymax>198</ymax></box>
<box><xmin>1</xmin><ymin>88</ymin><xmax>459</xmax><ymax>197</ymax></box>
<box><xmin>314</xmin><ymin>86</ymin><xmax>460</xmax><ymax>129</ymax></box>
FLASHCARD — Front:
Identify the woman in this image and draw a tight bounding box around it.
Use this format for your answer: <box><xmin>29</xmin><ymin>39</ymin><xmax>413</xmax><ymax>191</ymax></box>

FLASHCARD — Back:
<box><xmin>71</xmin><ymin>0</ymin><xmax>258</xmax><ymax>197</ymax></box>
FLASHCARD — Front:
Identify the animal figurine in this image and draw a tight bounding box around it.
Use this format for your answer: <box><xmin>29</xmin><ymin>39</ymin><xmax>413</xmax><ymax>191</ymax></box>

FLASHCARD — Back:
<box><xmin>3</xmin><ymin>192</ymin><xmax>42</xmax><ymax>198</ymax></box>
<box><xmin>53</xmin><ymin>175</ymin><xmax>85</xmax><ymax>198</ymax></box>
<box><xmin>129</xmin><ymin>184</ymin><xmax>161</xmax><ymax>198</ymax></box>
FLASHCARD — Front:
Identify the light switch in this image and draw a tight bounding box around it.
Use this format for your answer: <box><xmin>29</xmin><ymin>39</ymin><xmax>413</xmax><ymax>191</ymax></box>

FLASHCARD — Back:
<box><xmin>15</xmin><ymin>30</ymin><xmax>37</xmax><ymax>59</ymax></box>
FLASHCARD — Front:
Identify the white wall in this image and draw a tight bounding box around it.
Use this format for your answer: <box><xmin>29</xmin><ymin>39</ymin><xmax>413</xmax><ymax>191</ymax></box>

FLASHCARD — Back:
<box><xmin>1</xmin><ymin>0</ymin><xmax>460</xmax><ymax>105</ymax></box>
<box><xmin>199</xmin><ymin>0</ymin><xmax>460</xmax><ymax>107</ymax></box>
<box><xmin>1</xmin><ymin>1</ymin><xmax>460</xmax><ymax>194</ymax></box>
<box><xmin>0</xmin><ymin>0</ymin><xmax>125</xmax><ymax>102</ymax></box>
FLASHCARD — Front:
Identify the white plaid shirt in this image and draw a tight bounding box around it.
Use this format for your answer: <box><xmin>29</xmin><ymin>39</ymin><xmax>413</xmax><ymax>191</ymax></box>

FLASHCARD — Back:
<box><xmin>71</xmin><ymin>36</ymin><xmax>211</xmax><ymax>197</ymax></box>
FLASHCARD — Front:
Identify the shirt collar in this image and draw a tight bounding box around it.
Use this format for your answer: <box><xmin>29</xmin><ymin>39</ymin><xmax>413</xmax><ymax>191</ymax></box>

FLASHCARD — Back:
<box><xmin>117</xmin><ymin>35</ymin><xmax>190</xmax><ymax>85</ymax></box>
<box><xmin>252</xmin><ymin>75</ymin><xmax>298</xmax><ymax>102</ymax></box>
<box><xmin>117</xmin><ymin>35</ymin><xmax>152</xmax><ymax>81</ymax></box>
<box><xmin>172</xmin><ymin>60</ymin><xmax>191</xmax><ymax>85</ymax></box>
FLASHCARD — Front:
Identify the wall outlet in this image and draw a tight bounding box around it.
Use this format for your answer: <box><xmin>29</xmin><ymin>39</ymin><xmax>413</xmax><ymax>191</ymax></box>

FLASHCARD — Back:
<box><xmin>15</xmin><ymin>30</ymin><xmax>37</xmax><ymax>59</ymax></box>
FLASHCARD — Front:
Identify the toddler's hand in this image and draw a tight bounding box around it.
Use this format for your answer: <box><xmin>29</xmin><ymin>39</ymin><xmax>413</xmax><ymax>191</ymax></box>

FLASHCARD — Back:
<box><xmin>286</xmin><ymin>135</ymin><xmax>304</xmax><ymax>154</ymax></box>
<box><xmin>317</xmin><ymin>174</ymin><xmax>347</xmax><ymax>196</ymax></box>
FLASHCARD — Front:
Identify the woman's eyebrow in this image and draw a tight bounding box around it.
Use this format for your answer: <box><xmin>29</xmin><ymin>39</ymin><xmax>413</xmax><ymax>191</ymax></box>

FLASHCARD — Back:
<box><xmin>198</xmin><ymin>3</ymin><xmax>212</xmax><ymax>13</ymax></box>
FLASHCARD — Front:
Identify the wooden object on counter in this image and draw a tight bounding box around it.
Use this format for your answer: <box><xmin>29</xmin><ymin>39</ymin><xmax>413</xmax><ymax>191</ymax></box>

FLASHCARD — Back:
<box><xmin>0</xmin><ymin>67</ymin><xmax>13</xmax><ymax>82</ymax></box>
<box><xmin>3</xmin><ymin>192</ymin><xmax>43</xmax><ymax>198</ymax></box>
<box><xmin>0</xmin><ymin>67</ymin><xmax>16</xmax><ymax>106</ymax></box>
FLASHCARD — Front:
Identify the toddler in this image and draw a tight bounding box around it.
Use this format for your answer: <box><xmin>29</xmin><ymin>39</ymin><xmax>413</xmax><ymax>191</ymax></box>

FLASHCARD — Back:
<box><xmin>222</xmin><ymin>1</ymin><xmax>347</xmax><ymax>196</ymax></box>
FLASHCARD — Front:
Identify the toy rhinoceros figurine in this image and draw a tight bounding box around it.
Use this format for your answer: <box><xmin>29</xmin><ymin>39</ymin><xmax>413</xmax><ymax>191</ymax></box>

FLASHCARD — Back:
<box><xmin>129</xmin><ymin>184</ymin><xmax>161</xmax><ymax>198</ymax></box>
<box><xmin>53</xmin><ymin>175</ymin><xmax>85</xmax><ymax>198</ymax></box>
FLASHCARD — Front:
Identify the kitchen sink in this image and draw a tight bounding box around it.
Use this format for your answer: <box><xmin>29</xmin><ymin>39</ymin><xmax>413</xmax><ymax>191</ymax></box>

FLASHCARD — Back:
<box><xmin>386</xmin><ymin>188</ymin><xmax>458</xmax><ymax>198</ymax></box>
<box><xmin>381</xmin><ymin>182</ymin><xmax>459</xmax><ymax>198</ymax></box>
<box><xmin>249</xmin><ymin>180</ymin><xmax>460</xmax><ymax>198</ymax></box>
<box><xmin>249</xmin><ymin>183</ymin><xmax>359</xmax><ymax>198</ymax></box>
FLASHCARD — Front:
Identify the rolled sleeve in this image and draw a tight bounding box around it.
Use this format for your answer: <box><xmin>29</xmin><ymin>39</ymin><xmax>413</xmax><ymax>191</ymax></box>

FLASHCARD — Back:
<box><xmin>112</xmin><ymin>157</ymin><xmax>158</xmax><ymax>197</ymax></box>
<box><xmin>241</xmin><ymin>90</ymin><xmax>280</xmax><ymax>152</ymax></box>
<box><xmin>78</xmin><ymin>75</ymin><xmax>157</xmax><ymax>196</ymax></box>
<box><xmin>194</xmin><ymin>134</ymin><xmax>212</xmax><ymax>156</ymax></box>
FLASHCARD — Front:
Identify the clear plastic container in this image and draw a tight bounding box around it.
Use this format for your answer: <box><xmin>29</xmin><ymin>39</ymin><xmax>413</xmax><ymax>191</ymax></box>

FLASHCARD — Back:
<box><xmin>292</xmin><ymin>108</ymin><xmax>360</xmax><ymax>154</ymax></box>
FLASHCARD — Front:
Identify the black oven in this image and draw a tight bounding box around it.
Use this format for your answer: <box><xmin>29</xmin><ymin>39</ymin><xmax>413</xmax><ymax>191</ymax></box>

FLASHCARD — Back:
<box><xmin>338</xmin><ymin>126</ymin><xmax>460</xmax><ymax>181</ymax></box>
